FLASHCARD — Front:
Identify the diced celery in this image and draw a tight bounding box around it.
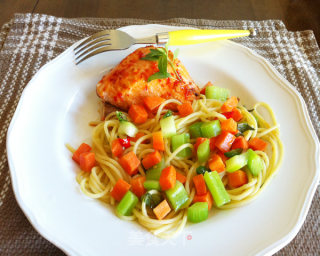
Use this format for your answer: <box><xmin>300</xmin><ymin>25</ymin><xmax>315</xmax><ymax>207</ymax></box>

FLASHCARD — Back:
<box><xmin>118</xmin><ymin>121</ymin><xmax>138</xmax><ymax>137</ymax></box>
<box><xmin>247</xmin><ymin>149</ymin><xmax>264</xmax><ymax>176</ymax></box>
<box><xmin>187</xmin><ymin>202</ymin><xmax>209</xmax><ymax>223</ymax></box>
<box><xmin>144</xmin><ymin>180</ymin><xmax>161</xmax><ymax>191</ymax></box>
<box><xmin>146</xmin><ymin>159</ymin><xmax>165</xmax><ymax>180</ymax></box>
<box><xmin>197</xmin><ymin>139</ymin><xmax>210</xmax><ymax>163</ymax></box>
<box><xmin>200</xmin><ymin>121</ymin><xmax>221</xmax><ymax>138</ymax></box>
<box><xmin>189</xmin><ymin>122</ymin><xmax>203</xmax><ymax>138</ymax></box>
<box><xmin>160</xmin><ymin>115</ymin><xmax>176</xmax><ymax>138</ymax></box>
<box><xmin>204</xmin><ymin>171</ymin><xmax>230</xmax><ymax>207</ymax></box>
<box><xmin>171</xmin><ymin>133</ymin><xmax>192</xmax><ymax>157</ymax></box>
<box><xmin>165</xmin><ymin>181</ymin><xmax>189</xmax><ymax>211</ymax></box>
<box><xmin>225</xmin><ymin>153</ymin><xmax>248</xmax><ymax>173</ymax></box>
<box><xmin>116</xmin><ymin>191</ymin><xmax>138</xmax><ymax>216</ymax></box>
<box><xmin>205</xmin><ymin>86</ymin><xmax>230</xmax><ymax>101</ymax></box>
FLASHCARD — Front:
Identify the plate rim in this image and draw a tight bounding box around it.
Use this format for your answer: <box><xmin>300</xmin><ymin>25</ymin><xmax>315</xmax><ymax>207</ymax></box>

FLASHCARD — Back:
<box><xmin>6</xmin><ymin>24</ymin><xmax>320</xmax><ymax>256</ymax></box>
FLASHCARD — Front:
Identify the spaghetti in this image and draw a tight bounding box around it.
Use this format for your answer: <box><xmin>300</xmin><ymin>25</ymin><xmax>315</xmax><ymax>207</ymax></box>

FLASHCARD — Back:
<box><xmin>71</xmin><ymin>94</ymin><xmax>283</xmax><ymax>239</ymax></box>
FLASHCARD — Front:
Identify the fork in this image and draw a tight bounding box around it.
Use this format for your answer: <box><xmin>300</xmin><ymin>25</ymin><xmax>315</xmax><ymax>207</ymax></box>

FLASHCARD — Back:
<box><xmin>74</xmin><ymin>28</ymin><xmax>256</xmax><ymax>64</ymax></box>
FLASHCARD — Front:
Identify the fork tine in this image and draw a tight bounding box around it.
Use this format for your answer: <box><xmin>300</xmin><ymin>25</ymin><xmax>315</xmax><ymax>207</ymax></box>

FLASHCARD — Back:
<box><xmin>74</xmin><ymin>35</ymin><xmax>111</xmax><ymax>55</ymax></box>
<box><xmin>74</xmin><ymin>30</ymin><xmax>111</xmax><ymax>51</ymax></box>
<box><xmin>75</xmin><ymin>45</ymin><xmax>118</xmax><ymax>65</ymax></box>
<box><xmin>75</xmin><ymin>41</ymin><xmax>112</xmax><ymax>61</ymax></box>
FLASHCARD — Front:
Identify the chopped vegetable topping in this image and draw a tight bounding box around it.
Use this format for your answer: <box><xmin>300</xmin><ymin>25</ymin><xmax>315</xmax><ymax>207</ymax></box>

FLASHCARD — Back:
<box><xmin>142</xmin><ymin>150</ymin><xmax>162</xmax><ymax>169</ymax></box>
<box><xmin>163</xmin><ymin>110</ymin><xmax>173</xmax><ymax>119</ymax></box>
<box><xmin>237</xmin><ymin>123</ymin><xmax>255</xmax><ymax>134</ymax></box>
<box><xmin>111</xmin><ymin>179</ymin><xmax>131</xmax><ymax>201</ymax></box>
<box><xmin>208</xmin><ymin>154</ymin><xmax>225</xmax><ymax>173</ymax></box>
<box><xmin>196</xmin><ymin>166</ymin><xmax>211</xmax><ymax>175</ymax></box>
<box><xmin>116</xmin><ymin>191</ymin><xmax>138</xmax><ymax>216</ymax></box>
<box><xmin>177</xmin><ymin>102</ymin><xmax>193</xmax><ymax>117</ymax></box>
<box><xmin>224</xmin><ymin>148</ymin><xmax>243</xmax><ymax>158</ymax></box>
<box><xmin>188</xmin><ymin>202</ymin><xmax>209</xmax><ymax>223</ymax></box>
<box><xmin>204</xmin><ymin>171</ymin><xmax>230</xmax><ymax>207</ymax></box>
<box><xmin>119</xmin><ymin>151</ymin><xmax>140</xmax><ymax>176</ymax></box>
<box><xmin>153</xmin><ymin>199</ymin><xmax>171</xmax><ymax>220</ymax></box>
<box><xmin>227</xmin><ymin>170</ymin><xmax>248</xmax><ymax>188</ymax></box>
<box><xmin>142</xmin><ymin>192</ymin><xmax>163</xmax><ymax>209</ymax></box>
<box><xmin>160</xmin><ymin>115</ymin><xmax>176</xmax><ymax>138</ymax></box>
<box><xmin>159</xmin><ymin>166</ymin><xmax>176</xmax><ymax>191</ymax></box>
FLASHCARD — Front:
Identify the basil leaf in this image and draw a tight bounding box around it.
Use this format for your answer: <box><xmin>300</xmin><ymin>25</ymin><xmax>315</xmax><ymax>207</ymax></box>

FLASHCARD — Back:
<box><xmin>141</xmin><ymin>49</ymin><xmax>164</xmax><ymax>61</ymax></box>
<box><xmin>141</xmin><ymin>55</ymin><xmax>160</xmax><ymax>61</ymax></box>
<box><xmin>158</xmin><ymin>55</ymin><xmax>168</xmax><ymax>73</ymax></box>
<box><xmin>156</xmin><ymin>47</ymin><xmax>166</xmax><ymax>55</ymax></box>
<box><xmin>116</xmin><ymin>111</ymin><xmax>127</xmax><ymax>122</ymax></box>
<box><xmin>147</xmin><ymin>71</ymin><xmax>171</xmax><ymax>82</ymax></box>
<box><xmin>224</xmin><ymin>148</ymin><xmax>243</xmax><ymax>158</ymax></box>
<box><xmin>235</xmin><ymin>133</ymin><xmax>243</xmax><ymax>137</ymax></box>
<box><xmin>163</xmin><ymin>110</ymin><xmax>173</xmax><ymax>119</ymax></box>
<box><xmin>238</xmin><ymin>123</ymin><xmax>255</xmax><ymax>133</ymax></box>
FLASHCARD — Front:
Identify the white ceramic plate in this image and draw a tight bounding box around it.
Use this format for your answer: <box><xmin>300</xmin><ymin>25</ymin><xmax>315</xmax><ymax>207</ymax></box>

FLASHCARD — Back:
<box><xmin>7</xmin><ymin>24</ymin><xmax>320</xmax><ymax>256</ymax></box>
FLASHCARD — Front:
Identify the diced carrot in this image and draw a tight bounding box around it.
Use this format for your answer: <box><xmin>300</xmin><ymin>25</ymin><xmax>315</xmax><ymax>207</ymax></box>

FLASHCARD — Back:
<box><xmin>231</xmin><ymin>136</ymin><xmax>248</xmax><ymax>150</ymax></box>
<box><xmin>217</xmin><ymin>150</ymin><xmax>228</xmax><ymax>164</ymax></box>
<box><xmin>222</xmin><ymin>108</ymin><xmax>243</xmax><ymax>122</ymax></box>
<box><xmin>176</xmin><ymin>171</ymin><xmax>187</xmax><ymax>184</ymax></box>
<box><xmin>210</xmin><ymin>137</ymin><xmax>216</xmax><ymax>151</ymax></box>
<box><xmin>72</xmin><ymin>143</ymin><xmax>91</xmax><ymax>164</ymax></box>
<box><xmin>142</xmin><ymin>150</ymin><xmax>162</xmax><ymax>169</ymax></box>
<box><xmin>221</xmin><ymin>118</ymin><xmax>238</xmax><ymax>134</ymax></box>
<box><xmin>248</xmin><ymin>137</ymin><xmax>268</xmax><ymax>151</ymax></box>
<box><xmin>128</xmin><ymin>104</ymin><xmax>148</xmax><ymax>124</ymax></box>
<box><xmin>131</xmin><ymin>132</ymin><xmax>146</xmax><ymax>143</ymax></box>
<box><xmin>193</xmin><ymin>191</ymin><xmax>213</xmax><ymax>210</ymax></box>
<box><xmin>177</xmin><ymin>102</ymin><xmax>193</xmax><ymax>117</ymax></box>
<box><xmin>221</xmin><ymin>96</ymin><xmax>238</xmax><ymax>113</ymax></box>
<box><xmin>119</xmin><ymin>151</ymin><xmax>140</xmax><ymax>176</ymax></box>
<box><xmin>79</xmin><ymin>152</ymin><xmax>96</xmax><ymax>172</ymax></box>
<box><xmin>143</xmin><ymin>96</ymin><xmax>165</xmax><ymax>112</ymax></box>
<box><xmin>227</xmin><ymin>170</ymin><xmax>248</xmax><ymax>188</ymax></box>
<box><xmin>208</xmin><ymin>154</ymin><xmax>225</xmax><ymax>173</ymax></box>
<box><xmin>130</xmin><ymin>176</ymin><xmax>146</xmax><ymax>198</ymax></box>
<box><xmin>215</xmin><ymin>131</ymin><xmax>236</xmax><ymax>153</ymax></box>
<box><xmin>232</xmin><ymin>108</ymin><xmax>243</xmax><ymax>122</ymax></box>
<box><xmin>194</xmin><ymin>137</ymin><xmax>208</xmax><ymax>153</ymax></box>
<box><xmin>193</xmin><ymin>174</ymin><xmax>207</xmax><ymax>196</ymax></box>
<box><xmin>152</xmin><ymin>132</ymin><xmax>165</xmax><ymax>151</ymax></box>
<box><xmin>153</xmin><ymin>199</ymin><xmax>171</xmax><ymax>220</ymax></box>
<box><xmin>159</xmin><ymin>166</ymin><xmax>176</xmax><ymax>190</ymax></box>
<box><xmin>110</xmin><ymin>179</ymin><xmax>131</xmax><ymax>201</ymax></box>
<box><xmin>111</xmin><ymin>139</ymin><xmax>124</xmax><ymax>157</ymax></box>
<box><xmin>200</xmin><ymin>81</ymin><xmax>213</xmax><ymax>95</ymax></box>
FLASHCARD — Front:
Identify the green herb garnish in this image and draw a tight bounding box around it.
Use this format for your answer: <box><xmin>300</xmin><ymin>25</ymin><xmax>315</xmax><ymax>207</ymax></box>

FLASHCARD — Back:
<box><xmin>116</xmin><ymin>111</ymin><xmax>128</xmax><ymax>122</ymax></box>
<box><xmin>142</xmin><ymin>192</ymin><xmax>162</xmax><ymax>209</ymax></box>
<box><xmin>142</xmin><ymin>47</ymin><xmax>181</xmax><ymax>82</ymax></box>
<box><xmin>196</xmin><ymin>166</ymin><xmax>211</xmax><ymax>175</ymax></box>
<box><xmin>237</xmin><ymin>123</ymin><xmax>255</xmax><ymax>134</ymax></box>
<box><xmin>224</xmin><ymin>148</ymin><xmax>243</xmax><ymax>158</ymax></box>
<box><xmin>163</xmin><ymin>110</ymin><xmax>173</xmax><ymax>119</ymax></box>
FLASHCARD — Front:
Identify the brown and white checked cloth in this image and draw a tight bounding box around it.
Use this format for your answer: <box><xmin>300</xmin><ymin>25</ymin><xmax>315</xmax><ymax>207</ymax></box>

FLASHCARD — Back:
<box><xmin>0</xmin><ymin>13</ymin><xmax>319</xmax><ymax>256</ymax></box>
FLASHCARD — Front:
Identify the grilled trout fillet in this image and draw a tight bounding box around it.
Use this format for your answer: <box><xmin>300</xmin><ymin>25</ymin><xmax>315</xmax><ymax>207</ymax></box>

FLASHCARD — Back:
<box><xmin>96</xmin><ymin>46</ymin><xmax>200</xmax><ymax>111</ymax></box>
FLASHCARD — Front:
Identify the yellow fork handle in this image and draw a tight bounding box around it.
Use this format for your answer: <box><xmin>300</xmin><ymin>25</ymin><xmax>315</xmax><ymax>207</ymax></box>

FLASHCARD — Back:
<box><xmin>167</xmin><ymin>29</ymin><xmax>251</xmax><ymax>46</ymax></box>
